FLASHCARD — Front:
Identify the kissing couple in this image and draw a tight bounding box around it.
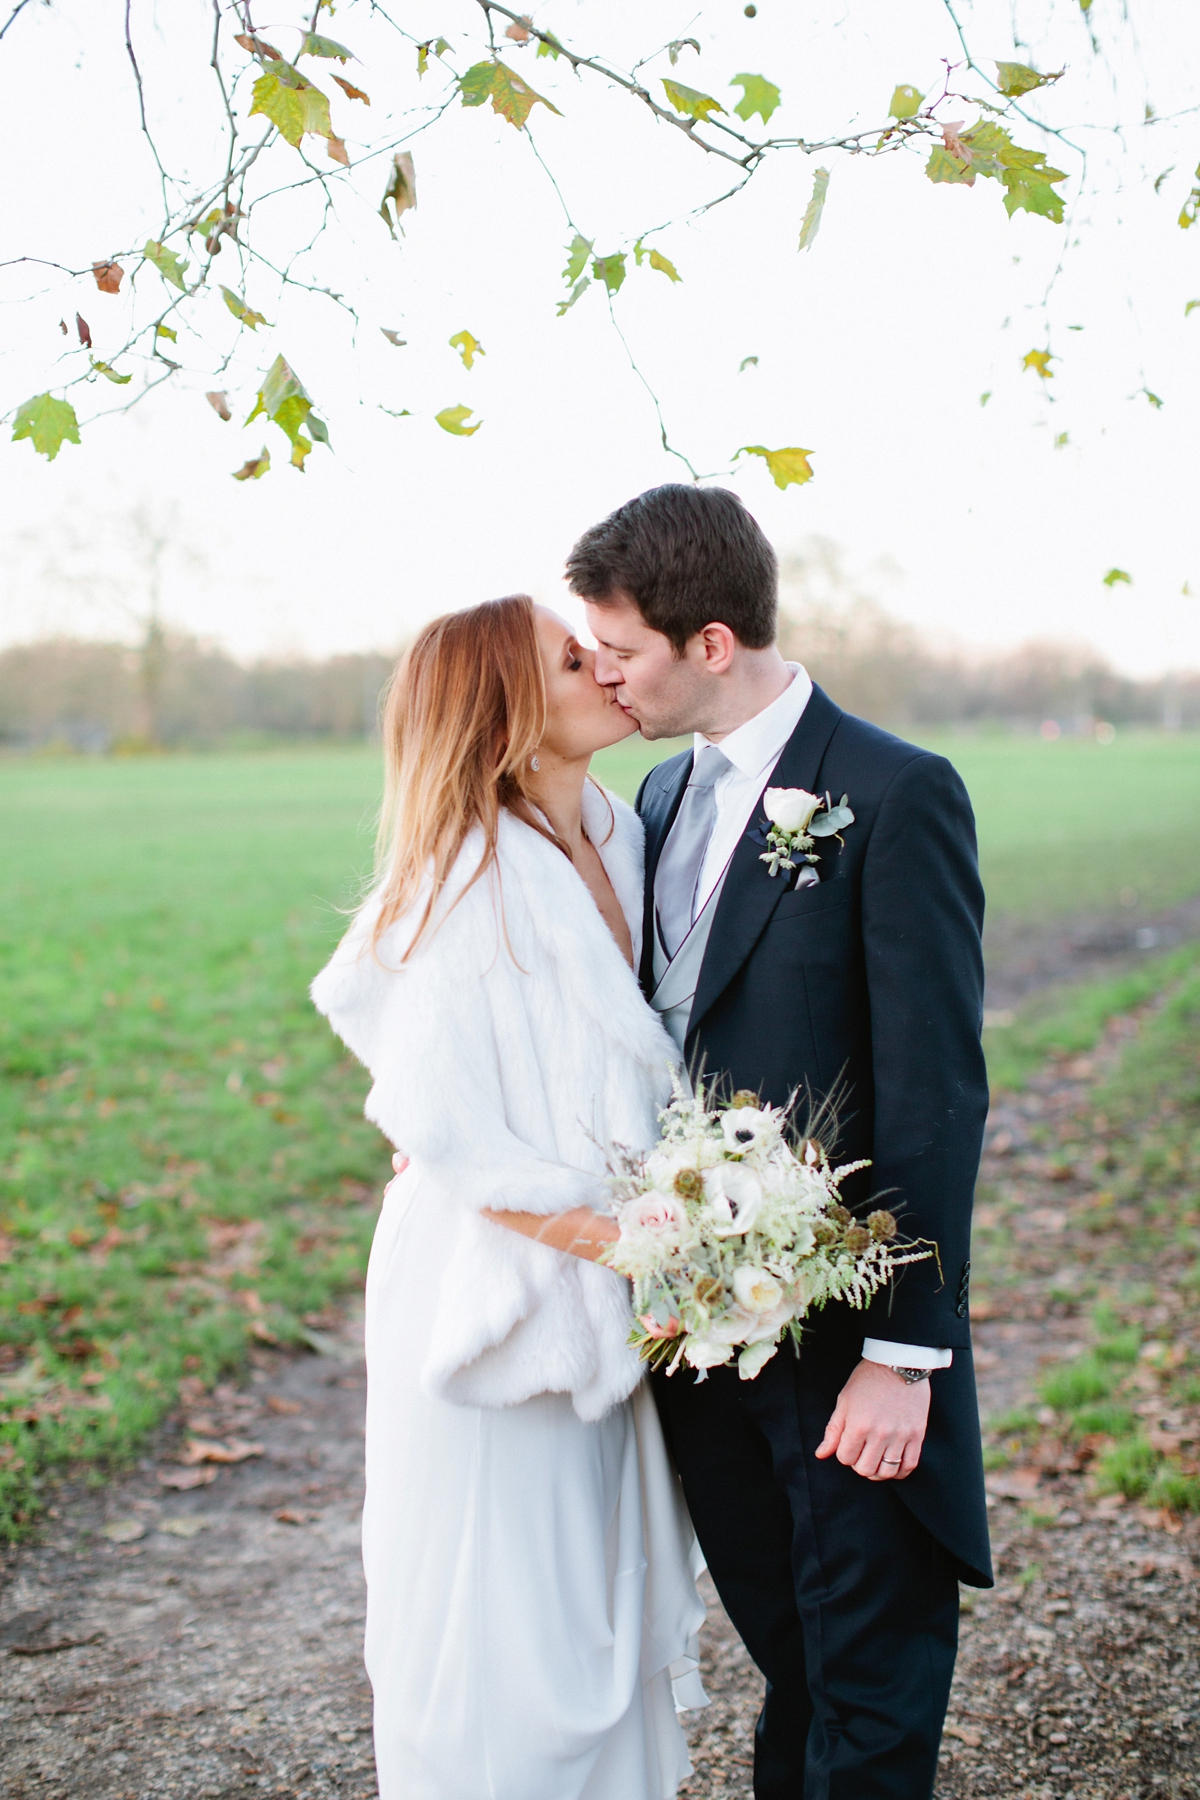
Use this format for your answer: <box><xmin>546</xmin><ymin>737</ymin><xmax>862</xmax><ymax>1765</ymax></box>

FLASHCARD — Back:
<box><xmin>312</xmin><ymin>484</ymin><xmax>992</xmax><ymax>1800</ymax></box>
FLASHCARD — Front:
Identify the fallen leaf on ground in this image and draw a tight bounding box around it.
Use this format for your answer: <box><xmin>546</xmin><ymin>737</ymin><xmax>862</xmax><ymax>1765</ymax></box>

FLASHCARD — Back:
<box><xmin>274</xmin><ymin>1508</ymin><xmax>312</xmax><ymax>1525</ymax></box>
<box><xmin>985</xmin><ymin>1467</ymin><xmax>1043</xmax><ymax>1499</ymax></box>
<box><xmin>159</xmin><ymin>1466</ymin><xmax>218</xmax><ymax>1490</ymax></box>
<box><xmin>945</xmin><ymin>1723</ymin><xmax>983</xmax><ymax>1747</ymax></box>
<box><xmin>101</xmin><ymin>1518</ymin><xmax>146</xmax><ymax>1542</ymax></box>
<box><xmin>182</xmin><ymin>1437</ymin><xmax>263</xmax><ymax>1465</ymax></box>
<box><xmin>266</xmin><ymin>1395</ymin><xmax>303</xmax><ymax>1415</ymax></box>
<box><xmin>158</xmin><ymin>1517</ymin><xmax>210</xmax><ymax>1538</ymax></box>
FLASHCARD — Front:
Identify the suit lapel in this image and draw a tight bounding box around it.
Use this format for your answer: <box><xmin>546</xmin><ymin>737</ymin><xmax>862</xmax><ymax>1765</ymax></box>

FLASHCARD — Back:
<box><xmin>638</xmin><ymin>750</ymin><xmax>693</xmax><ymax>990</ymax></box>
<box><xmin>688</xmin><ymin>685</ymin><xmax>844</xmax><ymax>1039</ymax></box>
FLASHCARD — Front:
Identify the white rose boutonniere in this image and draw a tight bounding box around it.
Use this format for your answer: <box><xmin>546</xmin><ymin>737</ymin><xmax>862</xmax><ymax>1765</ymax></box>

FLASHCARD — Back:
<box><xmin>760</xmin><ymin>787</ymin><xmax>855</xmax><ymax>881</ymax></box>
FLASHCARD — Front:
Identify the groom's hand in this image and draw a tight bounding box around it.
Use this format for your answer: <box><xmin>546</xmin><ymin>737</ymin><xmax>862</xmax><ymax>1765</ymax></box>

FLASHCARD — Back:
<box><xmin>814</xmin><ymin>1359</ymin><xmax>930</xmax><ymax>1481</ymax></box>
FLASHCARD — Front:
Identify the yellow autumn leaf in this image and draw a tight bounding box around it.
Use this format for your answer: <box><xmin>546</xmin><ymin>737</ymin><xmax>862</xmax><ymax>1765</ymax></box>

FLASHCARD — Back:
<box><xmin>1022</xmin><ymin>349</ymin><xmax>1054</xmax><ymax>379</ymax></box>
<box><xmin>436</xmin><ymin>404</ymin><xmax>482</xmax><ymax>436</ymax></box>
<box><xmin>449</xmin><ymin>330</ymin><xmax>485</xmax><ymax>369</ymax></box>
<box><xmin>735</xmin><ymin>445</ymin><xmax>814</xmax><ymax>489</ymax></box>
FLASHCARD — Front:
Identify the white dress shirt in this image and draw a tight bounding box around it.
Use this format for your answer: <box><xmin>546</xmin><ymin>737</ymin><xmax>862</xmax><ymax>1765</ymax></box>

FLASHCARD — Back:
<box><xmin>689</xmin><ymin>664</ymin><xmax>952</xmax><ymax>1374</ymax></box>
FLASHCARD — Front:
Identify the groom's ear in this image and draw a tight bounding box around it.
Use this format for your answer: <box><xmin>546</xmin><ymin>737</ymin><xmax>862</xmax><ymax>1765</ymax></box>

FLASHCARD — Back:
<box><xmin>692</xmin><ymin>622</ymin><xmax>737</xmax><ymax>675</ymax></box>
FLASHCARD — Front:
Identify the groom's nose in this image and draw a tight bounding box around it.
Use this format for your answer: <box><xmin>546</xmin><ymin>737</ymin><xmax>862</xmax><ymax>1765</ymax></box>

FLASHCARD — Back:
<box><xmin>592</xmin><ymin>647</ymin><xmax>621</xmax><ymax>686</ymax></box>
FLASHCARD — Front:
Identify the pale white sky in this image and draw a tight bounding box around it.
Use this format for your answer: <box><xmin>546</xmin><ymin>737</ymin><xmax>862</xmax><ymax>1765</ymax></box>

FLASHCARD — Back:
<box><xmin>1</xmin><ymin>0</ymin><xmax>1198</xmax><ymax>675</ymax></box>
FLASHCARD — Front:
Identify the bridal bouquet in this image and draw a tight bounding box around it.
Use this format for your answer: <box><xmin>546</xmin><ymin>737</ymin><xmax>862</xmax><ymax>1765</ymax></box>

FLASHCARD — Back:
<box><xmin>602</xmin><ymin>1082</ymin><xmax>935</xmax><ymax>1381</ymax></box>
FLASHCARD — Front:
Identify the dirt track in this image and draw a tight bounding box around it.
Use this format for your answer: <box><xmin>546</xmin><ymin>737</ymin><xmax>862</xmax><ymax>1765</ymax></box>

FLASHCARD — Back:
<box><xmin>3</xmin><ymin>954</ymin><xmax>1198</xmax><ymax>1800</ymax></box>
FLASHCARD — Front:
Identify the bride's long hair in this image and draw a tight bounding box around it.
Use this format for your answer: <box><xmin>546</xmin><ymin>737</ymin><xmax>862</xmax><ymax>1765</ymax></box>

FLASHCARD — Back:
<box><xmin>371</xmin><ymin>594</ymin><xmax>568</xmax><ymax>958</ymax></box>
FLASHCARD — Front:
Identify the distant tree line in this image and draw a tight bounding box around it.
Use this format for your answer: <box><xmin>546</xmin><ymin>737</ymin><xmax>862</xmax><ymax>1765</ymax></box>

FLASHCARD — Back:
<box><xmin>1</xmin><ymin>544</ymin><xmax>1195</xmax><ymax>751</ymax></box>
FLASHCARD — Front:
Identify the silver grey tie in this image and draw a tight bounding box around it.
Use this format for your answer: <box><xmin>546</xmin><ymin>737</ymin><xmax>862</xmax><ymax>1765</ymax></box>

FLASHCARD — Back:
<box><xmin>654</xmin><ymin>745</ymin><xmax>731</xmax><ymax>960</ymax></box>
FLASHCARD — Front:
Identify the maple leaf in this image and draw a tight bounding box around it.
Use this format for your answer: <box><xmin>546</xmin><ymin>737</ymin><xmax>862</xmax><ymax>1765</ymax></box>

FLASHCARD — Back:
<box><xmin>91</xmin><ymin>359</ymin><xmax>131</xmax><ymax>384</ymax></box>
<box><xmin>735</xmin><ymin>445</ymin><xmax>815</xmax><ymax>489</ymax></box>
<box><xmin>889</xmin><ymin>83</ymin><xmax>923</xmax><ymax>120</ymax></box>
<box><xmin>379</xmin><ymin>152</ymin><xmax>417</xmax><ymax>236</ymax></box>
<box><xmin>504</xmin><ymin>16</ymin><xmax>533</xmax><ymax>42</ymax></box>
<box><xmin>633</xmin><ymin>240</ymin><xmax>681</xmax><ymax>281</ymax></box>
<box><xmin>332</xmin><ymin>74</ymin><xmax>369</xmax><ymax>104</ymax></box>
<box><xmin>221</xmin><ymin>287</ymin><xmax>269</xmax><ymax>330</ymax></box>
<box><xmin>730</xmin><ymin>73</ymin><xmax>781</xmax><ymax>124</ymax></box>
<box><xmin>12</xmin><ymin>393</ymin><xmax>80</xmax><ymax>461</ymax></box>
<box><xmin>995</xmin><ymin>61</ymin><xmax>1062</xmax><ymax>97</ymax></box>
<box><xmin>998</xmin><ymin>145</ymin><xmax>1068</xmax><ymax>221</ymax></box>
<box><xmin>250</xmin><ymin>63</ymin><xmax>333</xmax><ymax>147</ymax></box>
<box><xmin>592</xmin><ymin>253</ymin><xmax>627</xmax><ymax>296</ymax></box>
<box><xmin>327</xmin><ymin>135</ymin><xmax>349</xmax><ymax>167</ymax></box>
<box><xmin>416</xmin><ymin>38</ymin><xmax>450</xmax><ymax>76</ymax></box>
<box><xmin>234</xmin><ymin>33</ymin><xmax>281</xmax><ymax>60</ymax></box>
<box><xmin>245</xmin><ymin>356</ymin><xmax>330</xmax><ymax>463</ymax></box>
<box><xmin>662</xmin><ymin>79</ymin><xmax>724</xmax><ymax>123</ymax></box>
<box><xmin>798</xmin><ymin>167</ymin><xmax>830</xmax><ymax>250</ymax></box>
<box><xmin>75</xmin><ymin>313</ymin><xmax>92</xmax><ymax>348</ymax></box>
<box><xmin>449</xmin><ymin>329</ymin><xmax>485</xmax><ymax>369</ymax></box>
<box><xmin>556</xmin><ymin>279</ymin><xmax>590</xmax><ymax>316</ymax></box>
<box><xmin>436</xmin><ymin>404</ymin><xmax>481</xmax><ymax>436</ymax></box>
<box><xmin>459</xmin><ymin>60</ymin><xmax>561</xmax><ymax>130</ymax></box>
<box><xmin>232</xmin><ymin>448</ymin><xmax>271</xmax><ymax>481</ymax></box>
<box><xmin>562</xmin><ymin>234</ymin><xmax>594</xmax><ymax>285</ymax></box>
<box><xmin>926</xmin><ymin>145</ymin><xmax>975</xmax><ymax>186</ymax></box>
<box><xmin>298</xmin><ymin>33</ymin><xmax>353</xmax><ymax>62</ymax></box>
<box><xmin>1102</xmin><ymin>568</ymin><xmax>1132</xmax><ymax>587</ymax></box>
<box><xmin>206</xmin><ymin>391</ymin><xmax>232</xmax><ymax>421</ymax></box>
<box><xmin>941</xmin><ymin>121</ymin><xmax>973</xmax><ymax>165</ymax></box>
<box><xmin>536</xmin><ymin>31</ymin><xmax>562</xmax><ymax>60</ymax></box>
<box><xmin>1023</xmin><ymin>349</ymin><xmax>1055</xmax><ymax>379</ymax></box>
<box><xmin>156</xmin><ymin>323</ymin><xmax>177</xmax><ymax>342</ymax></box>
<box><xmin>667</xmin><ymin>38</ymin><xmax>700</xmax><ymax>66</ymax></box>
<box><xmin>143</xmin><ymin>239</ymin><xmax>189</xmax><ymax>290</ymax></box>
<box><xmin>93</xmin><ymin>261</ymin><xmax>124</xmax><ymax>294</ymax></box>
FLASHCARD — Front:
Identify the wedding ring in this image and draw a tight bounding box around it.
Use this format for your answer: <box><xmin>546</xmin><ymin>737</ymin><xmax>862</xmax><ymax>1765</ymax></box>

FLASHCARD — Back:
<box><xmin>882</xmin><ymin>1457</ymin><xmax>901</xmax><ymax>1464</ymax></box>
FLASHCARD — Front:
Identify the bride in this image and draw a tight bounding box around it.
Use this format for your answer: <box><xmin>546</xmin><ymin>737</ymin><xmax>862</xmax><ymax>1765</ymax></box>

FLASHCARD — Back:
<box><xmin>311</xmin><ymin>594</ymin><xmax>705</xmax><ymax>1800</ymax></box>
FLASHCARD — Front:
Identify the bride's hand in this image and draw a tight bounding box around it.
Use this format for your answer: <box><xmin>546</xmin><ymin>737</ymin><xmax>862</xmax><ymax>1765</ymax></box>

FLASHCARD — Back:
<box><xmin>392</xmin><ymin>1152</ymin><xmax>410</xmax><ymax>1175</ymax></box>
<box><xmin>480</xmin><ymin>1206</ymin><xmax>619</xmax><ymax>1264</ymax></box>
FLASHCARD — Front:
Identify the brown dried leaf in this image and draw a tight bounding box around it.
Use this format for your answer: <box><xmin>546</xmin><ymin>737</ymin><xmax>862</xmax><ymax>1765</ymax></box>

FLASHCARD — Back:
<box><xmin>182</xmin><ymin>1437</ymin><xmax>263</xmax><ymax>1465</ymax></box>
<box><xmin>274</xmin><ymin>1508</ymin><xmax>311</xmax><ymax>1525</ymax></box>
<box><xmin>327</xmin><ymin>134</ymin><xmax>349</xmax><ymax>167</ymax></box>
<box><xmin>159</xmin><ymin>1466</ymin><xmax>217</xmax><ymax>1491</ymax></box>
<box><xmin>332</xmin><ymin>74</ymin><xmax>370</xmax><ymax>104</ymax></box>
<box><xmin>505</xmin><ymin>15</ymin><xmax>533</xmax><ymax>41</ymax></box>
<box><xmin>266</xmin><ymin>1395</ymin><xmax>302</xmax><ymax>1415</ymax></box>
<box><xmin>984</xmin><ymin>1467</ymin><xmax>1042</xmax><ymax>1500</ymax></box>
<box><xmin>944</xmin><ymin>1724</ymin><xmax>983</xmax><ymax>1748</ymax></box>
<box><xmin>75</xmin><ymin>314</ymin><xmax>92</xmax><ymax>348</ymax></box>
<box><xmin>92</xmin><ymin>261</ymin><xmax>124</xmax><ymax>295</ymax></box>
<box><xmin>234</xmin><ymin>32</ymin><xmax>281</xmax><ymax>60</ymax></box>
<box><xmin>206</xmin><ymin>390</ymin><xmax>232</xmax><ymax>422</ymax></box>
<box><xmin>380</xmin><ymin>328</ymin><xmax>407</xmax><ymax>346</ymax></box>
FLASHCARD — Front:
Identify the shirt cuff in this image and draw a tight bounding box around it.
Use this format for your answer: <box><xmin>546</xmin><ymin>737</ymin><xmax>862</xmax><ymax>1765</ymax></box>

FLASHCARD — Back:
<box><xmin>862</xmin><ymin>1339</ymin><xmax>953</xmax><ymax>1371</ymax></box>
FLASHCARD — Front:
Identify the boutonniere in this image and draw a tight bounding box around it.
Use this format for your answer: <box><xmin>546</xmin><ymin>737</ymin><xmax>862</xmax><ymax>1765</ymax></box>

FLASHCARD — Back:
<box><xmin>759</xmin><ymin>787</ymin><xmax>855</xmax><ymax>880</ymax></box>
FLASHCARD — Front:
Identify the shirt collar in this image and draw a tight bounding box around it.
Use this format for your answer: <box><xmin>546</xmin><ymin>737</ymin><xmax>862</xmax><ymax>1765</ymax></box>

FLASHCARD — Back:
<box><xmin>694</xmin><ymin>663</ymin><xmax>813</xmax><ymax>781</ymax></box>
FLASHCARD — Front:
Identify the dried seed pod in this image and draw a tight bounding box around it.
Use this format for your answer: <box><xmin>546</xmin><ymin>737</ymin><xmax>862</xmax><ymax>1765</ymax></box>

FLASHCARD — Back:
<box><xmin>673</xmin><ymin>1168</ymin><xmax>704</xmax><ymax>1200</ymax></box>
<box><xmin>829</xmin><ymin>1203</ymin><xmax>852</xmax><ymax>1229</ymax></box>
<box><xmin>844</xmin><ymin>1224</ymin><xmax>872</xmax><ymax>1254</ymax></box>
<box><xmin>729</xmin><ymin>1089</ymin><xmax>760</xmax><ymax>1109</ymax></box>
<box><xmin>812</xmin><ymin>1220</ymin><xmax>839</xmax><ymax>1246</ymax></box>
<box><xmin>868</xmin><ymin>1208</ymin><xmax>898</xmax><ymax>1242</ymax></box>
<box><xmin>694</xmin><ymin>1276</ymin><xmax>725</xmax><ymax>1306</ymax></box>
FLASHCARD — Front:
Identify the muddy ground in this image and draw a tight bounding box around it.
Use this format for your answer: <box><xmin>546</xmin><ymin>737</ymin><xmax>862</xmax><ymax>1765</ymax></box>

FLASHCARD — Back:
<box><xmin>3</xmin><ymin>920</ymin><xmax>1198</xmax><ymax>1800</ymax></box>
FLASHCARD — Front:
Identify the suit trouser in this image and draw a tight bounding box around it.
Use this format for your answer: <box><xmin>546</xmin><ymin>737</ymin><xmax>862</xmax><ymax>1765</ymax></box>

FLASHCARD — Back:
<box><xmin>653</xmin><ymin>1343</ymin><xmax>959</xmax><ymax>1800</ymax></box>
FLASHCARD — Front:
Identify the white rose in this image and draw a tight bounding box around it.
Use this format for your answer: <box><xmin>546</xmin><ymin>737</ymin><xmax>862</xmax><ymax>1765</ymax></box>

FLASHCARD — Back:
<box><xmin>685</xmin><ymin>1337</ymin><xmax>736</xmax><ymax>1370</ymax></box>
<box><xmin>732</xmin><ymin>1266</ymin><xmax>784</xmax><ymax>1314</ymax></box>
<box><xmin>623</xmin><ymin>1192</ymin><xmax>687</xmax><ymax>1234</ymax></box>
<box><xmin>764</xmin><ymin>787</ymin><xmax>822</xmax><ymax>834</ymax></box>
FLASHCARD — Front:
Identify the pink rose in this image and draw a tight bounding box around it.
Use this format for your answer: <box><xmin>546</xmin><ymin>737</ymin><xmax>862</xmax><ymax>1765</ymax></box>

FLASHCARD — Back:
<box><xmin>638</xmin><ymin>1313</ymin><xmax>682</xmax><ymax>1340</ymax></box>
<box><xmin>625</xmin><ymin>1192</ymin><xmax>687</xmax><ymax>1233</ymax></box>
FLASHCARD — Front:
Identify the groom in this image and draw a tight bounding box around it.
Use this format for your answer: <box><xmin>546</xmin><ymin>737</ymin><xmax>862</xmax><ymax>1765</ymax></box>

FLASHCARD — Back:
<box><xmin>568</xmin><ymin>485</ymin><xmax>992</xmax><ymax>1799</ymax></box>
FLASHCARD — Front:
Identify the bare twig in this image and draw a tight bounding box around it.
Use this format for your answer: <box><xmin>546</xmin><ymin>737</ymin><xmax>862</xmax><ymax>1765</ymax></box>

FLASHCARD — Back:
<box><xmin>0</xmin><ymin>0</ymin><xmax>34</xmax><ymax>44</ymax></box>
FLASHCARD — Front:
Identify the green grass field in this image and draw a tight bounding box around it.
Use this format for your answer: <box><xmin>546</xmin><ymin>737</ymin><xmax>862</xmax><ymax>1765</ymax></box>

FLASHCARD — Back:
<box><xmin>2</xmin><ymin>731</ymin><xmax>1199</xmax><ymax>1535</ymax></box>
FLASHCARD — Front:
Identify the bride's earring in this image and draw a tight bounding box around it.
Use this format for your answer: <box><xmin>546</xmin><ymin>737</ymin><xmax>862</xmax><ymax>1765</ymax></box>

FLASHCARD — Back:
<box><xmin>530</xmin><ymin>751</ymin><xmax>541</xmax><ymax>772</ymax></box>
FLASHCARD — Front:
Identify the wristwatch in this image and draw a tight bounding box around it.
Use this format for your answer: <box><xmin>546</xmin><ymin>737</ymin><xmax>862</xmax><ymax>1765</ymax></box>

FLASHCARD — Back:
<box><xmin>888</xmin><ymin>1366</ymin><xmax>932</xmax><ymax>1385</ymax></box>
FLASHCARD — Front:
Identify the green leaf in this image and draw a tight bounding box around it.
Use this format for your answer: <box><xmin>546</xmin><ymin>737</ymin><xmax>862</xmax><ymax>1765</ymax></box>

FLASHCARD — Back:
<box><xmin>1186</xmin><ymin>299</ymin><xmax>1200</xmax><ymax>316</ymax></box>
<box><xmin>221</xmin><ymin>286</ymin><xmax>269</xmax><ymax>330</ymax></box>
<box><xmin>11</xmin><ymin>393</ymin><xmax>80</xmax><ymax>461</ymax></box>
<box><xmin>156</xmin><ymin>323</ymin><xmax>177</xmax><ymax>342</ymax></box>
<box><xmin>536</xmin><ymin>31</ymin><xmax>562</xmax><ymax>60</ymax></box>
<box><xmin>245</xmin><ymin>355</ymin><xmax>330</xmax><ymax>464</ymax></box>
<box><xmin>562</xmin><ymin>234</ymin><xmax>594</xmax><ymax>285</ymax></box>
<box><xmin>739</xmin><ymin>355</ymin><xmax>758</xmax><ymax>372</ymax></box>
<box><xmin>998</xmin><ymin>145</ymin><xmax>1068</xmax><ymax>222</ymax></box>
<box><xmin>143</xmin><ymin>239</ymin><xmax>189</xmax><ymax>290</ymax></box>
<box><xmin>449</xmin><ymin>329</ymin><xmax>485</xmax><ymax>369</ymax></box>
<box><xmin>1180</xmin><ymin>166</ymin><xmax>1200</xmax><ymax>229</ymax></box>
<box><xmin>298</xmin><ymin>33</ymin><xmax>353</xmax><ymax>62</ymax></box>
<box><xmin>730</xmin><ymin>73</ymin><xmax>781</xmax><ymax>124</ymax></box>
<box><xmin>633</xmin><ymin>239</ymin><xmax>681</xmax><ymax>282</ymax></box>
<box><xmin>979</xmin><ymin>391</ymin><xmax>992</xmax><ymax>406</ymax></box>
<box><xmin>233</xmin><ymin>448</ymin><xmax>271</xmax><ymax>481</ymax></box>
<box><xmin>90</xmin><ymin>358</ymin><xmax>131</xmax><ymax>384</ymax></box>
<box><xmin>1142</xmin><ymin>387</ymin><xmax>1164</xmax><ymax>409</ymax></box>
<box><xmin>1054</xmin><ymin>431</ymin><xmax>1069</xmax><ymax>448</ymax></box>
<box><xmin>249</xmin><ymin>63</ymin><xmax>333</xmax><ymax>147</ymax></box>
<box><xmin>1102</xmin><ymin>568</ymin><xmax>1132</xmax><ymax>587</ymax></box>
<box><xmin>1023</xmin><ymin>348</ymin><xmax>1054</xmax><ymax>379</ymax></box>
<box><xmin>556</xmin><ymin>278</ymin><xmax>590</xmax><ymax>316</ymax></box>
<box><xmin>592</xmin><ymin>253</ymin><xmax>627</xmax><ymax>296</ymax></box>
<box><xmin>926</xmin><ymin>144</ymin><xmax>975</xmax><ymax>186</ymax></box>
<box><xmin>435</xmin><ymin>404</ymin><xmax>481</xmax><ymax>436</ymax></box>
<box><xmin>994</xmin><ymin>61</ymin><xmax>1062</xmax><ymax>97</ymax></box>
<box><xmin>379</xmin><ymin>152</ymin><xmax>417</xmax><ymax>237</ymax></box>
<box><xmin>735</xmin><ymin>445</ymin><xmax>814</xmax><ymax>489</ymax></box>
<box><xmin>661</xmin><ymin>79</ymin><xmax>725</xmax><ymax>122</ymax></box>
<box><xmin>889</xmin><ymin>84</ymin><xmax>923</xmax><ymax>120</ymax></box>
<box><xmin>458</xmin><ymin>60</ymin><xmax>561</xmax><ymax>129</ymax></box>
<box><xmin>930</xmin><ymin>121</ymin><xmax>1067</xmax><ymax>221</ymax></box>
<box><xmin>798</xmin><ymin>167</ymin><xmax>830</xmax><ymax>251</ymax></box>
<box><xmin>809</xmin><ymin>804</ymin><xmax>853</xmax><ymax>836</ymax></box>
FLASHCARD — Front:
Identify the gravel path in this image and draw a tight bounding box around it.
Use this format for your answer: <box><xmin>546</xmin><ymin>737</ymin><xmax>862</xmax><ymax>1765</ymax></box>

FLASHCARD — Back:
<box><xmin>3</xmin><ymin>1012</ymin><xmax>1197</xmax><ymax>1800</ymax></box>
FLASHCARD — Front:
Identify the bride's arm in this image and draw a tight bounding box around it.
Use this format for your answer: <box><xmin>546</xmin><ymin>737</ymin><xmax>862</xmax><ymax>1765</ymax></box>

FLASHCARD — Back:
<box><xmin>479</xmin><ymin>1205</ymin><xmax>618</xmax><ymax>1263</ymax></box>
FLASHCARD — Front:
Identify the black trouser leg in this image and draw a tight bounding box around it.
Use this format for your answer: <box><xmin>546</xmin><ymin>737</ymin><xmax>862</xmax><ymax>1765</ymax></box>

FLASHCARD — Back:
<box><xmin>654</xmin><ymin>1348</ymin><xmax>959</xmax><ymax>1800</ymax></box>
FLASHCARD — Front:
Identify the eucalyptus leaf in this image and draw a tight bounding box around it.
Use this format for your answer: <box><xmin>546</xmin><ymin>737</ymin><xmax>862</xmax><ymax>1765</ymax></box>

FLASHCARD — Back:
<box><xmin>809</xmin><ymin>805</ymin><xmax>854</xmax><ymax>836</ymax></box>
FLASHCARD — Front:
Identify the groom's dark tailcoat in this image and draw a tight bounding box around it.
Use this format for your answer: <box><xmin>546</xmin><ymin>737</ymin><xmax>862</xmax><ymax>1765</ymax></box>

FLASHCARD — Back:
<box><xmin>637</xmin><ymin>685</ymin><xmax>992</xmax><ymax>1800</ymax></box>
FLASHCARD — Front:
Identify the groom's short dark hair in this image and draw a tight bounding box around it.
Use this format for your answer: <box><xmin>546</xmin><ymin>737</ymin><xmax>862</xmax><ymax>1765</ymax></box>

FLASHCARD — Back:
<box><xmin>565</xmin><ymin>485</ymin><xmax>777</xmax><ymax>654</ymax></box>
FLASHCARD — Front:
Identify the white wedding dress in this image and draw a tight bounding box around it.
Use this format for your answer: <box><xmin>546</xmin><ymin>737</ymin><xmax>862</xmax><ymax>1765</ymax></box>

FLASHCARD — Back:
<box><xmin>363</xmin><ymin>1176</ymin><xmax>706</xmax><ymax>1800</ymax></box>
<box><xmin>312</xmin><ymin>785</ymin><xmax>706</xmax><ymax>1800</ymax></box>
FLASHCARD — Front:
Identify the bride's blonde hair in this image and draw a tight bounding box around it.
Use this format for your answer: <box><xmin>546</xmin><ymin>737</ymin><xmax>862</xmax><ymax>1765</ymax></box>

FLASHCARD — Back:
<box><xmin>372</xmin><ymin>594</ymin><xmax>568</xmax><ymax>958</ymax></box>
